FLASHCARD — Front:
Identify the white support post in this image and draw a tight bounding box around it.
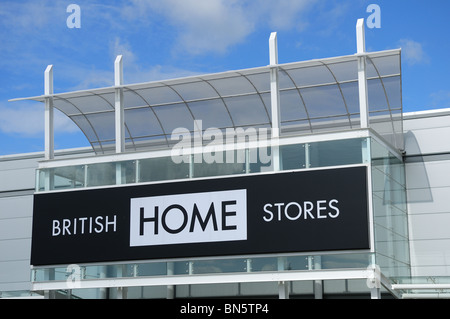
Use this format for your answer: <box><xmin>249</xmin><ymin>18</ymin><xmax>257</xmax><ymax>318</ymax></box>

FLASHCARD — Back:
<box><xmin>44</xmin><ymin>65</ymin><xmax>54</xmax><ymax>160</ymax></box>
<box><xmin>277</xmin><ymin>256</ymin><xmax>289</xmax><ymax>299</ymax></box>
<box><xmin>269</xmin><ymin>32</ymin><xmax>280</xmax><ymax>139</ymax></box>
<box><xmin>269</xmin><ymin>32</ymin><xmax>281</xmax><ymax>171</ymax></box>
<box><xmin>314</xmin><ymin>256</ymin><xmax>323</xmax><ymax>299</ymax></box>
<box><xmin>371</xmin><ymin>286</ymin><xmax>381</xmax><ymax>299</ymax></box>
<box><xmin>278</xmin><ymin>281</ymin><xmax>289</xmax><ymax>299</ymax></box>
<box><xmin>167</xmin><ymin>262</ymin><xmax>175</xmax><ymax>299</ymax></box>
<box><xmin>115</xmin><ymin>55</ymin><xmax>125</xmax><ymax>154</ymax></box>
<box><xmin>356</xmin><ymin>19</ymin><xmax>369</xmax><ymax>129</ymax></box>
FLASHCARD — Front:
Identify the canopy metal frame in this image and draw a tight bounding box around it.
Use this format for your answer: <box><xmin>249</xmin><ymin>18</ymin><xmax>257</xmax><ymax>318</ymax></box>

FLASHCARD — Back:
<box><xmin>10</xmin><ymin>19</ymin><xmax>403</xmax><ymax>159</ymax></box>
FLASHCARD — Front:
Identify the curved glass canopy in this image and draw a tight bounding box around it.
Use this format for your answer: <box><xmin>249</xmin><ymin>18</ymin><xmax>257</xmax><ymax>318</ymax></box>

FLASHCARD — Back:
<box><xmin>12</xmin><ymin>49</ymin><xmax>402</xmax><ymax>154</ymax></box>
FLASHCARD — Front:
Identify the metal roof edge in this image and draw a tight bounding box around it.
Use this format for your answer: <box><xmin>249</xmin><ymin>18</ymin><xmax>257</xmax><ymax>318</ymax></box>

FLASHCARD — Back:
<box><xmin>8</xmin><ymin>49</ymin><xmax>402</xmax><ymax>103</ymax></box>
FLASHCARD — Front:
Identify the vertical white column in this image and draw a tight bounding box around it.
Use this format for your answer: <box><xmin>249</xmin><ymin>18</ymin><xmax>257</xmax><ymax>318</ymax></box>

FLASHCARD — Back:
<box><xmin>269</xmin><ymin>32</ymin><xmax>281</xmax><ymax>139</ymax></box>
<box><xmin>356</xmin><ymin>18</ymin><xmax>369</xmax><ymax>129</ymax></box>
<box><xmin>269</xmin><ymin>32</ymin><xmax>281</xmax><ymax>171</ymax></box>
<box><xmin>115</xmin><ymin>55</ymin><xmax>125</xmax><ymax>153</ymax></box>
<box><xmin>44</xmin><ymin>65</ymin><xmax>54</xmax><ymax>160</ymax></box>
<box><xmin>277</xmin><ymin>256</ymin><xmax>289</xmax><ymax>299</ymax></box>
<box><xmin>314</xmin><ymin>256</ymin><xmax>323</xmax><ymax>299</ymax></box>
<box><xmin>167</xmin><ymin>262</ymin><xmax>175</xmax><ymax>299</ymax></box>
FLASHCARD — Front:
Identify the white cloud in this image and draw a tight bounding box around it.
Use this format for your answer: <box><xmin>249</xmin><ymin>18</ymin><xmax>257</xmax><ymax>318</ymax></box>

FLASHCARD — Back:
<box><xmin>111</xmin><ymin>37</ymin><xmax>137</xmax><ymax>65</ymax></box>
<box><xmin>0</xmin><ymin>102</ymin><xmax>79</xmax><ymax>137</ymax></box>
<box><xmin>249</xmin><ymin>0</ymin><xmax>316</xmax><ymax>31</ymax></box>
<box><xmin>125</xmin><ymin>0</ymin><xmax>316</xmax><ymax>55</ymax></box>
<box><xmin>108</xmin><ymin>37</ymin><xmax>200</xmax><ymax>84</ymax></box>
<box><xmin>430</xmin><ymin>90</ymin><xmax>450</xmax><ymax>109</ymax></box>
<box><xmin>146</xmin><ymin>0</ymin><xmax>254</xmax><ymax>55</ymax></box>
<box><xmin>0</xmin><ymin>0</ymin><xmax>64</xmax><ymax>30</ymax></box>
<box><xmin>398</xmin><ymin>39</ymin><xmax>430</xmax><ymax>65</ymax></box>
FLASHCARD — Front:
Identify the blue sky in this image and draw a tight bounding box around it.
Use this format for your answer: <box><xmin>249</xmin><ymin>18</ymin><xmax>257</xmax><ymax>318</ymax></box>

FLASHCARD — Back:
<box><xmin>0</xmin><ymin>0</ymin><xmax>449</xmax><ymax>155</ymax></box>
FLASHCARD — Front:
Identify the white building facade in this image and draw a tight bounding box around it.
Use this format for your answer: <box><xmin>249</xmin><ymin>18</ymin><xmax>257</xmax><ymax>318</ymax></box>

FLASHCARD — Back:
<box><xmin>1</xmin><ymin>20</ymin><xmax>449</xmax><ymax>299</ymax></box>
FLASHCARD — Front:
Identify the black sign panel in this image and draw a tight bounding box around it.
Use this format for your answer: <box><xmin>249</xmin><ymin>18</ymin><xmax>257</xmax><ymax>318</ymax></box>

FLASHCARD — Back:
<box><xmin>31</xmin><ymin>166</ymin><xmax>370</xmax><ymax>266</ymax></box>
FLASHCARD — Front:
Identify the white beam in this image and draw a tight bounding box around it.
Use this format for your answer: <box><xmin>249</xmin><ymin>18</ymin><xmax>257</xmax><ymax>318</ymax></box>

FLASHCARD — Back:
<box><xmin>392</xmin><ymin>283</ymin><xmax>450</xmax><ymax>290</ymax></box>
<box><xmin>32</xmin><ymin>268</ymin><xmax>371</xmax><ymax>292</ymax></box>
<box><xmin>114</xmin><ymin>55</ymin><xmax>125</xmax><ymax>153</ymax></box>
<box><xmin>44</xmin><ymin>65</ymin><xmax>54</xmax><ymax>160</ymax></box>
<box><xmin>356</xmin><ymin>18</ymin><xmax>369</xmax><ymax>129</ymax></box>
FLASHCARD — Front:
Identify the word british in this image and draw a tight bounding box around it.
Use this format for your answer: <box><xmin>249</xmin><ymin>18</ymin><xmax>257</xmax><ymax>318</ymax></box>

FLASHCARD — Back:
<box><xmin>52</xmin><ymin>215</ymin><xmax>117</xmax><ymax>236</ymax></box>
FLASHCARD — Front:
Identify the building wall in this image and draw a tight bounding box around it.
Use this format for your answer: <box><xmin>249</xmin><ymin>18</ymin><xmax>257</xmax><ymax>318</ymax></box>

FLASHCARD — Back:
<box><xmin>0</xmin><ymin>153</ymin><xmax>39</xmax><ymax>292</ymax></box>
<box><xmin>1</xmin><ymin>108</ymin><xmax>450</xmax><ymax>294</ymax></box>
<box><xmin>0</xmin><ymin>148</ymin><xmax>93</xmax><ymax>294</ymax></box>
<box><xmin>403</xmin><ymin>109</ymin><xmax>450</xmax><ymax>277</ymax></box>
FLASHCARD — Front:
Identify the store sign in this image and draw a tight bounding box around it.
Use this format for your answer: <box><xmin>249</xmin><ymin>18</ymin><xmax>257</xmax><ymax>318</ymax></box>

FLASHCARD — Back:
<box><xmin>31</xmin><ymin>166</ymin><xmax>370</xmax><ymax>266</ymax></box>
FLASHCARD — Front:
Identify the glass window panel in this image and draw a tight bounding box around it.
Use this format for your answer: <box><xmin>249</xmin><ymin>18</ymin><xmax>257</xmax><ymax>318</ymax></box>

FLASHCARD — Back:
<box><xmin>278</xmin><ymin>69</ymin><xmax>296</xmax><ymax>89</ymax></box>
<box><xmin>248</xmin><ymin>147</ymin><xmax>273</xmax><ymax>174</ymax></box>
<box><xmin>124</xmin><ymin>108</ymin><xmax>164</xmax><ymax>138</ymax></box>
<box><xmin>137</xmin><ymin>86</ymin><xmax>183</xmax><ymax>105</ymax></box>
<box><xmin>365</xmin><ymin>58</ymin><xmax>378</xmax><ymax>78</ymax></box>
<box><xmin>281</xmin><ymin>144</ymin><xmax>306</xmax><ymax>170</ymax></box>
<box><xmin>50</xmin><ymin>165</ymin><xmax>85</xmax><ymax>190</ymax></box>
<box><xmin>280</xmin><ymin>89</ymin><xmax>308</xmax><ymax>122</ymax></box>
<box><xmin>320</xmin><ymin>253</ymin><xmax>370</xmax><ymax>269</ymax></box>
<box><xmin>260</xmin><ymin>92</ymin><xmax>271</xmax><ymax>121</ymax></box>
<box><xmin>54</xmin><ymin>98</ymin><xmax>81</xmax><ymax>115</ymax></box>
<box><xmin>370</xmin><ymin>114</ymin><xmax>395</xmax><ymax>143</ymax></box>
<box><xmin>208</xmin><ymin>76</ymin><xmax>256</xmax><ymax>96</ymax></box>
<box><xmin>327</xmin><ymin>60</ymin><xmax>358</xmax><ymax>82</ymax></box>
<box><xmin>86</xmin><ymin>162</ymin><xmax>116</xmax><ymax>187</ymax></box>
<box><xmin>350</xmin><ymin>114</ymin><xmax>361</xmax><ymax>128</ymax></box>
<box><xmin>100</xmin><ymin>92</ymin><xmax>116</xmax><ymax>108</ymax></box>
<box><xmin>284</xmin><ymin>65</ymin><xmax>336</xmax><ymax>87</ymax></box>
<box><xmin>192</xmin><ymin>259</ymin><xmax>246</xmax><ymax>274</ymax></box>
<box><xmin>382</xmin><ymin>76</ymin><xmax>402</xmax><ymax>109</ymax></box>
<box><xmin>123</xmin><ymin>90</ymin><xmax>148</xmax><ymax>108</ymax></box>
<box><xmin>301</xmin><ymin>85</ymin><xmax>348</xmax><ymax>118</ymax></box>
<box><xmin>193</xmin><ymin>159</ymin><xmax>246</xmax><ymax>178</ymax></box>
<box><xmin>70</xmin><ymin>114</ymin><xmax>98</xmax><ymax>142</ymax></box>
<box><xmin>118</xmin><ymin>160</ymin><xmax>136</xmax><ymax>185</ymax></box>
<box><xmin>225</xmin><ymin>95</ymin><xmax>270</xmax><ymax>126</ymax></box>
<box><xmin>245</xmin><ymin>72</ymin><xmax>270</xmax><ymax>92</ymax></box>
<box><xmin>171</xmin><ymin>81</ymin><xmax>218</xmax><ymax>101</ymax></box>
<box><xmin>90</xmin><ymin>142</ymin><xmax>103</xmax><ymax>154</ymax></box>
<box><xmin>285</xmin><ymin>255</ymin><xmax>309</xmax><ymax>271</ymax></box>
<box><xmin>67</xmin><ymin>95</ymin><xmax>113</xmax><ymax>113</ymax></box>
<box><xmin>281</xmin><ymin>120</ymin><xmax>312</xmax><ymax>135</ymax></box>
<box><xmin>97</xmin><ymin>140</ymin><xmax>116</xmax><ymax>153</ymax></box>
<box><xmin>188</xmin><ymin>99</ymin><xmax>233</xmax><ymax>129</ymax></box>
<box><xmin>134</xmin><ymin>263</ymin><xmax>166</xmax><ymax>276</ymax></box>
<box><xmin>368</xmin><ymin>78</ymin><xmax>388</xmax><ymax>111</ymax></box>
<box><xmin>153</xmin><ymin>104</ymin><xmax>194</xmax><ymax>134</ymax></box>
<box><xmin>85</xmin><ymin>111</ymin><xmax>115</xmax><ymax>141</ymax></box>
<box><xmin>248</xmin><ymin>257</ymin><xmax>277</xmax><ymax>272</ymax></box>
<box><xmin>139</xmin><ymin>157</ymin><xmax>189</xmax><ymax>182</ymax></box>
<box><xmin>309</xmin><ymin>138</ymin><xmax>363</xmax><ymax>168</ymax></box>
<box><xmin>131</xmin><ymin>135</ymin><xmax>168</xmax><ymax>151</ymax></box>
<box><xmin>309</xmin><ymin>116</ymin><xmax>352</xmax><ymax>134</ymax></box>
<box><xmin>339</xmin><ymin>81</ymin><xmax>360</xmax><ymax>114</ymax></box>
<box><xmin>369</xmin><ymin>54</ymin><xmax>400</xmax><ymax>77</ymax></box>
